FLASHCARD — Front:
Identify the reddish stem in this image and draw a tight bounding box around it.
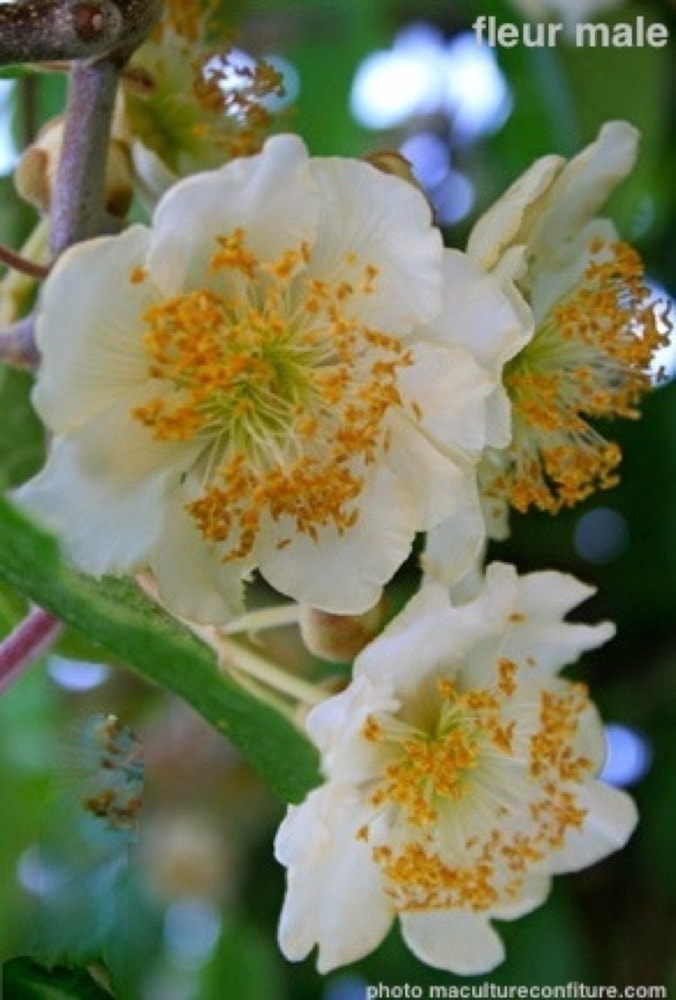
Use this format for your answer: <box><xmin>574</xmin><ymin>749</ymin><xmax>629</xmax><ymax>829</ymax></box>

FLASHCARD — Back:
<box><xmin>0</xmin><ymin>606</ymin><xmax>63</xmax><ymax>694</ymax></box>
<box><xmin>0</xmin><ymin>242</ymin><xmax>50</xmax><ymax>280</ymax></box>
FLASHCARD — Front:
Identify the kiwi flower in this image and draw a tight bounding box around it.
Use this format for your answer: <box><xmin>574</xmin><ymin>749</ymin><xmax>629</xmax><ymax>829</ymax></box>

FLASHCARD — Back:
<box><xmin>466</xmin><ymin>121</ymin><xmax>668</xmax><ymax>534</ymax></box>
<box><xmin>18</xmin><ymin>135</ymin><xmax>525</xmax><ymax>622</ymax></box>
<box><xmin>275</xmin><ymin>563</ymin><xmax>637</xmax><ymax>974</ymax></box>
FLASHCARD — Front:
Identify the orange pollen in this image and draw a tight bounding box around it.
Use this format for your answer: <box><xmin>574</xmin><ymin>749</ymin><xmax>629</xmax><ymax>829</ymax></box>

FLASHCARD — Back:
<box><xmin>363</xmin><ymin>665</ymin><xmax>595</xmax><ymax>913</ymax></box>
<box><xmin>130</xmin><ymin>266</ymin><xmax>147</xmax><ymax>284</ymax></box>
<box><xmin>495</xmin><ymin>239</ymin><xmax>671</xmax><ymax>514</ymax></box>
<box><xmin>131</xmin><ymin>230</ymin><xmax>410</xmax><ymax>560</ymax></box>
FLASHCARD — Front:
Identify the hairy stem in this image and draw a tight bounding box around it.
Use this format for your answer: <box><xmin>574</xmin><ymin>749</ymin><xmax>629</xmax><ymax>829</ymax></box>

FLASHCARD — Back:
<box><xmin>50</xmin><ymin>57</ymin><xmax>122</xmax><ymax>253</ymax></box>
<box><xmin>0</xmin><ymin>606</ymin><xmax>62</xmax><ymax>694</ymax></box>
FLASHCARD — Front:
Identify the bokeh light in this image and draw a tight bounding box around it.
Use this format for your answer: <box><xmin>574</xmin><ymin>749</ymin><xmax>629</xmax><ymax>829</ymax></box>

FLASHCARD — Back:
<box><xmin>601</xmin><ymin>724</ymin><xmax>652</xmax><ymax>787</ymax></box>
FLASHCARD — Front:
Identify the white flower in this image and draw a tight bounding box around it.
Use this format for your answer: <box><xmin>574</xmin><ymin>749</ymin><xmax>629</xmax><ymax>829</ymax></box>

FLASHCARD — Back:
<box><xmin>18</xmin><ymin>135</ymin><xmax>525</xmax><ymax>622</ymax></box>
<box><xmin>275</xmin><ymin>563</ymin><xmax>637</xmax><ymax>974</ymax></box>
<box><xmin>466</xmin><ymin>121</ymin><xmax>667</xmax><ymax>527</ymax></box>
<box><xmin>508</xmin><ymin>0</ymin><xmax>622</xmax><ymax>33</ymax></box>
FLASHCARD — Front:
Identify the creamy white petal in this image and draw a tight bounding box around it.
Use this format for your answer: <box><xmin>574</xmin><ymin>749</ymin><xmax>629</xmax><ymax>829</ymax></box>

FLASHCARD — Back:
<box><xmin>16</xmin><ymin>430</ymin><xmax>182</xmax><ymax>579</ymax></box>
<box><xmin>147</xmin><ymin>134</ymin><xmax>319</xmax><ymax>293</ymax></box>
<box><xmin>416</xmin><ymin>249</ymin><xmax>532</xmax><ymax>374</ymax></box>
<box><xmin>305</xmin><ymin>157</ymin><xmax>443</xmax><ymax>332</ymax></box>
<box><xmin>306</xmin><ymin>674</ymin><xmax>400</xmax><ymax>783</ymax></box>
<box><xmin>516</xmin><ymin>567</ymin><xmax>600</xmax><ymax>618</ymax></box>
<box><xmin>546</xmin><ymin>780</ymin><xmax>638</xmax><ymax>874</ymax></box>
<box><xmin>492</xmin><ymin>569</ymin><xmax>616</xmax><ymax>672</ymax></box>
<box><xmin>258</xmin><ymin>463</ymin><xmax>417</xmax><ymax>614</ymax></box>
<box><xmin>531</xmin><ymin>121</ymin><xmax>639</xmax><ymax>265</ymax></box>
<box><xmin>395</xmin><ymin>340</ymin><xmax>495</xmax><ymax>457</ymax></box>
<box><xmin>16</xmin><ymin>387</ymin><xmax>193</xmax><ymax>575</ymax></box>
<box><xmin>468</xmin><ymin>155</ymin><xmax>563</xmax><ymax>271</ymax></box>
<box><xmin>354</xmin><ymin>584</ymin><xmax>478</xmax><ymax>698</ymax></box>
<box><xmin>421</xmin><ymin>505</ymin><xmax>487</xmax><ymax>590</ymax></box>
<box><xmin>489</xmin><ymin>874</ymin><xmax>552</xmax><ymax>919</ymax></box>
<box><xmin>275</xmin><ymin>785</ymin><xmax>392</xmax><ymax>972</ymax></box>
<box><xmin>530</xmin><ymin>217</ymin><xmax>619</xmax><ymax>321</ymax></box>
<box><xmin>385</xmin><ymin>414</ymin><xmax>484</xmax><ymax>528</ymax></box>
<box><xmin>401</xmin><ymin>910</ymin><xmax>505</xmax><ymax>974</ymax></box>
<box><xmin>34</xmin><ymin>226</ymin><xmax>154</xmax><ymax>432</ymax></box>
<box><xmin>150</xmin><ymin>490</ymin><xmax>249</xmax><ymax>623</ymax></box>
<box><xmin>131</xmin><ymin>138</ymin><xmax>178</xmax><ymax>208</ymax></box>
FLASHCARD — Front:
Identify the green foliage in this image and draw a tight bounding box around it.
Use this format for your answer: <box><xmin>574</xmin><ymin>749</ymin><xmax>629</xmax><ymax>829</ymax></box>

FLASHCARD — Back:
<box><xmin>0</xmin><ymin>498</ymin><xmax>319</xmax><ymax>803</ymax></box>
<box><xmin>1</xmin><ymin>958</ymin><xmax>111</xmax><ymax>1000</ymax></box>
<box><xmin>0</xmin><ymin>365</ymin><xmax>44</xmax><ymax>492</ymax></box>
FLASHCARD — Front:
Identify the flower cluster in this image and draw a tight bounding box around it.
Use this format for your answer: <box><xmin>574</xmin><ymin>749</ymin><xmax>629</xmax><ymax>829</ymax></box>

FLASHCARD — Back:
<box><xmin>276</xmin><ymin>564</ymin><xmax>637</xmax><ymax>973</ymax></box>
<box><xmin>15</xmin><ymin>112</ymin><xmax>666</xmax><ymax>978</ymax></box>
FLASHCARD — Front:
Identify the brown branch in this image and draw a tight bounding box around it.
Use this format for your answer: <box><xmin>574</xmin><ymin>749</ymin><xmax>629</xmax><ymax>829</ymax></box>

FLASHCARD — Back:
<box><xmin>0</xmin><ymin>243</ymin><xmax>50</xmax><ymax>280</ymax></box>
<box><xmin>0</xmin><ymin>0</ymin><xmax>161</xmax><ymax>66</ymax></box>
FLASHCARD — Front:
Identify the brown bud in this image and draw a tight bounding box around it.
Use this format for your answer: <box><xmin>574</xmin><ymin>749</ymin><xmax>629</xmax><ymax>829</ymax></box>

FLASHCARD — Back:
<box><xmin>299</xmin><ymin>600</ymin><xmax>385</xmax><ymax>662</ymax></box>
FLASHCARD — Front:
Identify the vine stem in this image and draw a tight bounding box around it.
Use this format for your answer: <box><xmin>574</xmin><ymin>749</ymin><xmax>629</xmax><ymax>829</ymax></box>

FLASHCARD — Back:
<box><xmin>0</xmin><ymin>606</ymin><xmax>63</xmax><ymax>694</ymax></box>
<box><xmin>50</xmin><ymin>57</ymin><xmax>123</xmax><ymax>254</ymax></box>
<box><xmin>221</xmin><ymin>603</ymin><xmax>301</xmax><ymax>635</ymax></box>
<box><xmin>0</xmin><ymin>243</ymin><xmax>50</xmax><ymax>280</ymax></box>
<box><xmin>193</xmin><ymin>627</ymin><xmax>327</xmax><ymax>708</ymax></box>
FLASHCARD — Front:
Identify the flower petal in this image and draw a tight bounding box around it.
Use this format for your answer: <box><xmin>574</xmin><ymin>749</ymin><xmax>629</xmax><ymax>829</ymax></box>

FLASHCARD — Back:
<box><xmin>275</xmin><ymin>784</ymin><xmax>392</xmax><ymax>972</ymax></box>
<box><xmin>400</xmin><ymin>910</ymin><xmax>505</xmax><ymax>975</ymax></box>
<box><xmin>305</xmin><ymin>157</ymin><xmax>443</xmax><ymax>332</ymax></box>
<box><xmin>147</xmin><ymin>134</ymin><xmax>319</xmax><ymax>293</ymax></box>
<box><xmin>416</xmin><ymin>249</ymin><xmax>532</xmax><ymax>374</ymax></box>
<box><xmin>467</xmin><ymin>155</ymin><xmax>563</xmax><ymax>271</ymax></box>
<box><xmin>497</xmin><ymin>568</ymin><xmax>616</xmax><ymax>672</ymax></box>
<box><xmin>420</xmin><ymin>504</ymin><xmax>486</xmax><ymax>590</ymax></box>
<box><xmin>34</xmin><ymin>225</ymin><xmax>154</xmax><ymax>432</ymax></box>
<box><xmin>258</xmin><ymin>463</ymin><xmax>417</xmax><ymax>614</ymax></box>
<box><xmin>150</xmin><ymin>490</ymin><xmax>248</xmax><ymax>623</ymax></box>
<box><xmin>16</xmin><ymin>390</ymin><xmax>188</xmax><ymax>575</ymax></box>
<box><xmin>386</xmin><ymin>413</ymin><xmax>484</xmax><ymax>528</ymax></box>
<box><xmin>547</xmin><ymin>780</ymin><xmax>638</xmax><ymax>874</ymax></box>
<box><xmin>489</xmin><ymin>874</ymin><xmax>552</xmax><ymax>920</ymax></box>
<box><xmin>394</xmin><ymin>339</ymin><xmax>495</xmax><ymax>458</ymax></box>
<box><xmin>531</xmin><ymin>121</ymin><xmax>639</xmax><ymax>266</ymax></box>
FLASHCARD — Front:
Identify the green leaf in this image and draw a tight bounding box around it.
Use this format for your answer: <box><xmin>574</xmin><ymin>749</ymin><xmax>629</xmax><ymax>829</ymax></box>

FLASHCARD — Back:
<box><xmin>0</xmin><ymin>497</ymin><xmax>320</xmax><ymax>803</ymax></box>
<box><xmin>200</xmin><ymin>921</ymin><xmax>284</xmax><ymax>1000</ymax></box>
<box><xmin>1</xmin><ymin>958</ymin><xmax>111</xmax><ymax>1000</ymax></box>
<box><xmin>0</xmin><ymin>65</ymin><xmax>47</xmax><ymax>79</ymax></box>
<box><xmin>0</xmin><ymin>365</ymin><xmax>45</xmax><ymax>492</ymax></box>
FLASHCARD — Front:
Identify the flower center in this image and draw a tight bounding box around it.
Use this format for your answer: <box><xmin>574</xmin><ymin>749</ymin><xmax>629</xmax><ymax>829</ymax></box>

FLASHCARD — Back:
<box><xmin>132</xmin><ymin>229</ymin><xmax>413</xmax><ymax>560</ymax></box>
<box><xmin>490</xmin><ymin>239</ymin><xmax>669</xmax><ymax>514</ymax></box>
<box><xmin>359</xmin><ymin>662</ymin><xmax>594</xmax><ymax>913</ymax></box>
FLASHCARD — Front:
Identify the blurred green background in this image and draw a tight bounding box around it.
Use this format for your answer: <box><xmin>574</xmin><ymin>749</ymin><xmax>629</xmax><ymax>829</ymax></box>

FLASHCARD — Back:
<box><xmin>0</xmin><ymin>0</ymin><xmax>675</xmax><ymax>996</ymax></box>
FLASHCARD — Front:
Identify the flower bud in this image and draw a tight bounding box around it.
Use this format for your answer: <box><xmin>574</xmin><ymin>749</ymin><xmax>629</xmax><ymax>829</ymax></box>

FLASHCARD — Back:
<box><xmin>299</xmin><ymin>601</ymin><xmax>385</xmax><ymax>662</ymax></box>
<box><xmin>15</xmin><ymin>117</ymin><xmax>134</xmax><ymax>218</ymax></box>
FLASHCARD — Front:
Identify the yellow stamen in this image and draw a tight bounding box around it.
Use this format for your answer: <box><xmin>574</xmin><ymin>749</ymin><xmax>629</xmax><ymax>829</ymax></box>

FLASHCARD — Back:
<box><xmin>492</xmin><ymin>240</ymin><xmax>670</xmax><ymax>514</ymax></box>
<box><xmin>132</xmin><ymin>231</ymin><xmax>411</xmax><ymax>560</ymax></box>
<box><xmin>360</xmin><ymin>664</ymin><xmax>594</xmax><ymax>913</ymax></box>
